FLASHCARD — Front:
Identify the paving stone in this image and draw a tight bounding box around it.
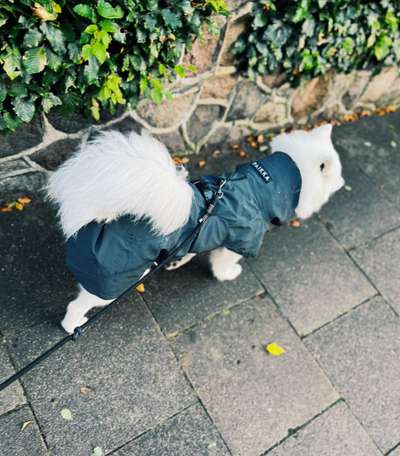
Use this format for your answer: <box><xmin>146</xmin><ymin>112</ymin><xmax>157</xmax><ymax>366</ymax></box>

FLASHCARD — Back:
<box><xmin>267</xmin><ymin>402</ymin><xmax>381</xmax><ymax>456</ymax></box>
<box><xmin>350</xmin><ymin>228</ymin><xmax>400</xmax><ymax>314</ymax></box>
<box><xmin>115</xmin><ymin>403</ymin><xmax>230</xmax><ymax>456</ymax></box>
<box><xmin>171</xmin><ymin>296</ymin><xmax>339</xmax><ymax>456</ymax></box>
<box><xmin>144</xmin><ymin>255</ymin><xmax>263</xmax><ymax>335</ymax></box>
<box><xmin>333</xmin><ymin>110</ymin><xmax>400</xmax><ymax>209</ymax></box>
<box><xmin>0</xmin><ymin>158</ymin><xmax>32</xmax><ymax>179</ymax></box>
<box><xmin>0</xmin><ymin>118</ymin><xmax>44</xmax><ymax>158</ymax></box>
<box><xmin>7</xmin><ymin>296</ymin><xmax>195</xmax><ymax>456</ymax></box>
<box><xmin>305</xmin><ymin>296</ymin><xmax>400</xmax><ymax>453</ymax></box>
<box><xmin>320</xmin><ymin>147</ymin><xmax>400</xmax><ymax>249</ymax></box>
<box><xmin>0</xmin><ymin>173</ymin><xmax>78</xmax><ymax>334</ymax></box>
<box><xmin>0</xmin><ymin>342</ymin><xmax>26</xmax><ymax>415</ymax></box>
<box><xmin>31</xmin><ymin>138</ymin><xmax>81</xmax><ymax>171</ymax></box>
<box><xmin>0</xmin><ymin>406</ymin><xmax>47</xmax><ymax>456</ymax></box>
<box><xmin>388</xmin><ymin>446</ymin><xmax>400</xmax><ymax>456</ymax></box>
<box><xmin>248</xmin><ymin>218</ymin><xmax>375</xmax><ymax>336</ymax></box>
<box><xmin>144</xmin><ymin>256</ymin><xmax>264</xmax><ymax>333</ymax></box>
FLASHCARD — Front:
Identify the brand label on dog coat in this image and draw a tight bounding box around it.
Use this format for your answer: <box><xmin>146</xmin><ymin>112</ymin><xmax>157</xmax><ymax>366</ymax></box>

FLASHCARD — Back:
<box><xmin>251</xmin><ymin>162</ymin><xmax>272</xmax><ymax>183</ymax></box>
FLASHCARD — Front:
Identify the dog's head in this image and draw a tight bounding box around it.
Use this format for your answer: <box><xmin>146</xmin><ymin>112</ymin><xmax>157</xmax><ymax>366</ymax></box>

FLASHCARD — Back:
<box><xmin>271</xmin><ymin>124</ymin><xmax>344</xmax><ymax>219</ymax></box>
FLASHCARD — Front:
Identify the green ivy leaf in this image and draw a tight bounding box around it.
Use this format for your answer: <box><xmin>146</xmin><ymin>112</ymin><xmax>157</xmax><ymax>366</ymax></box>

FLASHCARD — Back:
<box><xmin>84</xmin><ymin>24</ymin><xmax>98</xmax><ymax>35</ymax></box>
<box><xmin>84</xmin><ymin>56</ymin><xmax>100</xmax><ymax>84</ymax></box>
<box><xmin>90</xmin><ymin>98</ymin><xmax>100</xmax><ymax>120</ymax></box>
<box><xmin>40</xmin><ymin>23</ymin><xmax>66</xmax><ymax>54</ymax></box>
<box><xmin>161</xmin><ymin>10</ymin><xmax>182</xmax><ymax>28</ymax></box>
<box><xmin>23</xmin><ymin>29</ymin><xmax>43</xmax><ymax>48</ymax></box>
<box><xmin>254</xmin><ymin>11</ymin><xmax>268</xmax><ymax>28</ymax></box>
<box><xmin>12</xmin><ymin>97</ymin><xmax>36</xmax><ymax>122</ymax></box>
<box><xmin>9</xmin><ymin>82</ymin><xmax>28</xmax><ymax>98</ymax></box>
<box><xmin>99</xmin><ymin>20</ymin><xmax>118</xmax><ymax>33</ymax></box>
<box><xmin>3</xmin><ymin>112</ymin><xmax>23</xmax><ymax>131</ymax></box>
<box><xmin>139</xmin><ymin>76</ymin><xmax>148</xmax><ymax>94</ymax></box>
<box><xmin>3</xmin><ymin>48</ymin><xmax>22</xmax><ymax>80</ymax></box>
<box><xmin>22</xmin><ymin>47</ymin><xmax>47</xmax><ymax>74</ymax></box>
<box><xmin>374</xmin><ymin>35</ymin><xmax>392</xmax><ymax>60</ymax></box>
<box><xmin>73</xmin><ymin>4</ymin><xmax>97</xmax><ymax>22</ymax></box>
<box><xmin>97</xmin><ymin>1</ymin><xmax>124</xmax><ymax>20</ymax></box>
<box><xmin>91</xmin><ymin>42</ymin><xmax>107</xmax><ymax>64</ymax></box>
<box><xmin>0</xmin><ymin>81</ymin><xmax>7</xmax><ymax>103</ymax></box>
<box><xmin>42</xmin><ymin>93</ymin><xmax>62</xmax><ymax>112</ymax></box>
<box><xmin>174</xmin><ymin>64</ymin><xmax>186</xmax><ymax>78</ymax></box>
<box><xmin>0</xmin><ymin>14</ymin><xmax>7</xmax><ymax>28</ymax></box>
<box><xmin>46</xmin><ymin>48</ymin><xmax>62</xmax><ymax>71</ymax></box>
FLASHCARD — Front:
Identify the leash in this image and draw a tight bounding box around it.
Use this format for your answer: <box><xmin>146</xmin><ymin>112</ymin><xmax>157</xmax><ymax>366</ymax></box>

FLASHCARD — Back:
<box><xmin>0</xmin><ymin>178</ymin><xmax>227</xmax><ymax>393</ymax></box>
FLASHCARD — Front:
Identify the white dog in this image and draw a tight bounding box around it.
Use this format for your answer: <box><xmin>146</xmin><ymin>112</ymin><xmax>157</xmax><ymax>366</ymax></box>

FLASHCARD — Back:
<box><xmin>47</xmin><ymin>124</ymin><xmax>344</xmax><ymax>334</ymax></box>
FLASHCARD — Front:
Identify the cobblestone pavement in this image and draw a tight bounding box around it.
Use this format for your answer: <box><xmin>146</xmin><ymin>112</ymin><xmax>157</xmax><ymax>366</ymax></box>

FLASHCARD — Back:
<box><xmin>1</xmin><ymin>111</ymin><xmax>400</xmax><ymax>456</ymax></box>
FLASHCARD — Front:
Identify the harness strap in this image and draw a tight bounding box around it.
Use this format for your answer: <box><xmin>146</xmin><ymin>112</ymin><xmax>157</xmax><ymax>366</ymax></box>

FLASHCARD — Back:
<box><xmin>0</xmin><ymin>178</ymin><xmax>227</xmax><ymax>393</ymax></box>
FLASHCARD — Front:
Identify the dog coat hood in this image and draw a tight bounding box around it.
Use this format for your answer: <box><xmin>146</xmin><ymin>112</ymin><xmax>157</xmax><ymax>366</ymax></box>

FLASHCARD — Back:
<box><xmin>65</xmin><ymin>152</ymin><xmax>301</xmax><ymax>299</ymax></box>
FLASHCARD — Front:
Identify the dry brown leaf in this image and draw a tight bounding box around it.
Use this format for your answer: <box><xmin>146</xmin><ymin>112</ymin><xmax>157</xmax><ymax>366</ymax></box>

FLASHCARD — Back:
<box><xmin>239</xmin><ymin>150</ymin><xmax>247</xmax><ymax>158</ymax></box>
<box><xmin>18</xmin><ymin>196</ymin><xmax>32</xmax><ymax>204</ymax></box>
<box><xmin>173</xmin><ymin>157</ymin><xmax>183</xmax><ymax>165</ymax></box>
<box><xmin>257</xmin><ymin>134</ymin><xmax>264</xmax><ymax>144</ymax></box>
<box><xmin>231</xmin><ymin>144</ymin><xmax>240</xmax><ymax>150</ymax></box>
<box><xmin>290</xmin><ymin>219</ymin><xmax>301</xmax><ymax>228</ymax></box>
<box><xmin>0</xmin><ymin>207</ymin><xmax>12</xmax><ymax>212</ymax></box>
<box><xmin>80</xmin><ymin>386</ymin><xmax>91</xmax><ymax>395</ymax></box>
<box><xmin>198</xmin><ymin>159</ymin><xmax>206</xmax><ymax>169</ymax></box>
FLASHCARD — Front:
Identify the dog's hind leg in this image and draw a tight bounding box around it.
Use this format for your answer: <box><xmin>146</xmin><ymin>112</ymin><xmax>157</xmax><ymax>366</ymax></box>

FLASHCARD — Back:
<box><xmin>61</xmin><ymin>286</ymin><xmax>113</xmax><ymax>334</ymax></box>
<box><xmin>210</xmin><ymin>247</ymin><xmax>243</xmax><ymax>281</ymax></box>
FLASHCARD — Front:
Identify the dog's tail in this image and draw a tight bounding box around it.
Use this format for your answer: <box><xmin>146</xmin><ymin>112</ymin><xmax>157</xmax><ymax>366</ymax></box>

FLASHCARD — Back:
<box><xmin>47</xmin><ymin>130</ymin><xmax>193</xmax><ymax>239</ymax></box>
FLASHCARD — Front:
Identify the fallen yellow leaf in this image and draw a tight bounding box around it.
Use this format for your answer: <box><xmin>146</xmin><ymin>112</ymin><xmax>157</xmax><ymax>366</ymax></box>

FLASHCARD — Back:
<box><xmin>198</xmin><ymin>159</ymin><xmax>206</xmax><ymax>169</ymax></box>
<box><xmin>135</xmin><ymin>283</ymin><xmax>145</xmax><ymax>293</ymax></box>
<box><xmin>21</xmin><ymin>421</ymin><xmax>33</xmax><ymax>431</ymax></box>
<box><xmin>266</xmin><ymin>342</ymin><xmax>285</xmax><ymax>356</ymax></box>
<box><xmin>15</xmin><ymin>202</ymin><xmax>24</xmax><ymax>211</ymax></box>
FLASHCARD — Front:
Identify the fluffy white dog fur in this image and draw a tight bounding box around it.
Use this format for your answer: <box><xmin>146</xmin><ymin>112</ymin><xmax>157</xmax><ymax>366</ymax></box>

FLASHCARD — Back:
<box><xmin>47</xmin><ymin>124</ymin><xmax>344</xmax><ymax>333</ymax></box>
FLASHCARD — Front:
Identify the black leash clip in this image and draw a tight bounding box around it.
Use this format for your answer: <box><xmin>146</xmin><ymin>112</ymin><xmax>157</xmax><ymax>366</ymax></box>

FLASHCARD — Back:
<box><xmin>198</xmin><ymin>178</ymin><xmax>227</xmax><ymax>224</ymax></box>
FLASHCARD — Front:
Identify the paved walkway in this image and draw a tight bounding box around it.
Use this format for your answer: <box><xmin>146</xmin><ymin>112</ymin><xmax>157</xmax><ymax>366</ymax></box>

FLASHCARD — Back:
<box><xmin>1</xmin><ymin>111</ymin><xmax>400</xmax><ymax>456</ymax></box>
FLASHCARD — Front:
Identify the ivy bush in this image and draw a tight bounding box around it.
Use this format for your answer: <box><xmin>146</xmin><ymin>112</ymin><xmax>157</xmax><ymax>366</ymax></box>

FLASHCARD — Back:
<box><xmin>233</xmin><ymin>0</ymin><xmax>400</xmax><ymax>83</ymax></box>
<box><xmin>0</xmin><ymin>0</ymin><xmax>227</xmax><ymax>134</ymax></box>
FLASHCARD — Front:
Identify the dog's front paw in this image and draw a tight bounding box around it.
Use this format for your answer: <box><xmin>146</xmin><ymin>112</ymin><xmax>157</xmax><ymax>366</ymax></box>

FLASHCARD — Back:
<box><xmin>213</xmin><ymin>264</ymin><xmax>242</xmax><ymax>282</ymax></box>
<box><xmin>61</xmin><ymin>315</ymin><xmax>88</xmax><ymax>334</ymax></box>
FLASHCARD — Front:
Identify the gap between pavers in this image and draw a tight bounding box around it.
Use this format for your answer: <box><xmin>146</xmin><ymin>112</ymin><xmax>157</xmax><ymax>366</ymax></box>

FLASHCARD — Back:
<box><xmin>170</xmin><ymin>294</ymin><xmax>339</xmax><ymax>456</ymax></box>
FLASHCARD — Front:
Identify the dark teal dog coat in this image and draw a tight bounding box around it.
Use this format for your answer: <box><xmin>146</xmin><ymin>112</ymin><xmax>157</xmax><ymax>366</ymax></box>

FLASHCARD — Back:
<box><xmin>65</xmin><ymin>152</ymin><xmax>302</xmax><ymax>299</ymax></box>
